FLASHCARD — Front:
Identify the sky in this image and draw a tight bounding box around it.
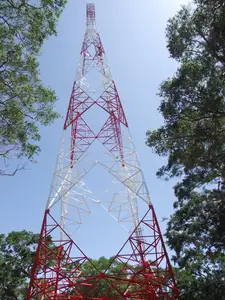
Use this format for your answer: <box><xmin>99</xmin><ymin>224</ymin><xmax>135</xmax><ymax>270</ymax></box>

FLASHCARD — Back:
<box><xmin>0</xmin><ymin>0</ymin><xmax>189</xmax><ymax>259</ymax></box>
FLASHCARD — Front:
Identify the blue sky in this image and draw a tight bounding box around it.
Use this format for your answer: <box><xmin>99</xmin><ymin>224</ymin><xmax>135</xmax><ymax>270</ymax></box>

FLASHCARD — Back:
<box><xmin>0</xmin><ymin>0</ymin><xmax>188</xmax><ymax>259</ymax></box>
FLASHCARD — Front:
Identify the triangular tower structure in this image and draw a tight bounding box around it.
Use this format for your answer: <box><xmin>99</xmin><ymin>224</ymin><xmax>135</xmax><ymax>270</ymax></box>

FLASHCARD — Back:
<box><xmin>27</xmin><ymin>4</ymin><xmax>180</xmax><ymax>299</ymax></box>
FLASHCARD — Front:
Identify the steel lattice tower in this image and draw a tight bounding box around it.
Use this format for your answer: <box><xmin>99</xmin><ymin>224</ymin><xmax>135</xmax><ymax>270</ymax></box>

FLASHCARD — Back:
<box><xmin>27</xmin><ymin>4</ymin><xmax>180</xmax><ymax>300</ymax></box>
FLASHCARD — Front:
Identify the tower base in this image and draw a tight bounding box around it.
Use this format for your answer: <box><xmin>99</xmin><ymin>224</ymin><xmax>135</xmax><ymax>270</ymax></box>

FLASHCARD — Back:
<box><xmin>26</xmin><ymin>206</ymin><xmax>180</xmax><ymax>299</ymax></box>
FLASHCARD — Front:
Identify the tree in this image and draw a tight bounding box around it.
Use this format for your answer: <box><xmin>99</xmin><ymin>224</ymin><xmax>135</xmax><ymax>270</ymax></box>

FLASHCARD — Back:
<box><xmin>146</xmin><ymin>0</ymin><xmax>225</xmax><ymax>298</ymax></box>
<box><xmin>0</xmin><ymin>0</ymin><xmax>67</xmax><ymax>176</ymax></box>
<box><xmin>0</xmin><ymin>231</ymin><xmax>39</xmax><ymax>299</ymax></box>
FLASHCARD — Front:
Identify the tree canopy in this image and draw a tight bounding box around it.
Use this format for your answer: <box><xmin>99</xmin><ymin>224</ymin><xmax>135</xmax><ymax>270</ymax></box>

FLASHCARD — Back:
<box><xmin>0</xmin><ymin>0</ymin><xmax>67</xmax><ymax>175</ymax></box>
<box><xmin>146</xmin><ymin>0</ymin><xmax>225</xmax><ymax>299</ymax></box>
<box><xmin>0</xmin><ymin>231</ymin><xmax>39</xmax><ymax>299</ymax></box>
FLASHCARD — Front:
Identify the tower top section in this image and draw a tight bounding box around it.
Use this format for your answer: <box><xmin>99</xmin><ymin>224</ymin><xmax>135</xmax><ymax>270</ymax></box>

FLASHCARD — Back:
<box><xmin>86</xmin><ymin>3</ymin><xmax>96</xmax><ymax>31</ymax></box>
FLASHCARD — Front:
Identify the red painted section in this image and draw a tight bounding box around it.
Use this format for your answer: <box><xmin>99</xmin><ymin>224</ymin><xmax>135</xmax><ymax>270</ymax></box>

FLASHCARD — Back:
<box><xmin>26</xmin><ymin>207</ymin><xmax>180</xmax><ymax>299</ymax></box>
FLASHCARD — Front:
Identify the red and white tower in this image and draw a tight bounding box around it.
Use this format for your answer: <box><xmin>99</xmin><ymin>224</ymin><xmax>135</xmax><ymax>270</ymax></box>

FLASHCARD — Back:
<box><xmin>27</xmin><ymin>4</ymin><xmax>180</xmax><ymax>299</ymax></box>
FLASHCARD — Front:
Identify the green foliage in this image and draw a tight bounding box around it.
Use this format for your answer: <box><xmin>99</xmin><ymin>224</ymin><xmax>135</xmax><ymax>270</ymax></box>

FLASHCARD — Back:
<box><xmin>166</xmin><ymin>0</ymin><xmax>225</xmax><ymax>65</ymax></box>
<box><xmin>0</xmin><ymin>0</ymin><xmax>67</xmax><ymax>175</ymax></box>
<box><xmin>146</xmin><ymin>0</ymin><xmax>225</xmax><ymax>298</ymax></box>
<box><xmin>174</xmin><ymin>268</ymin><xmax>225</xmax><ymax>300</ymax></box>
<box><xmin>0</xmin><ymin>231</ymin><xmax>39</xmax><ymax>300</ymax></box>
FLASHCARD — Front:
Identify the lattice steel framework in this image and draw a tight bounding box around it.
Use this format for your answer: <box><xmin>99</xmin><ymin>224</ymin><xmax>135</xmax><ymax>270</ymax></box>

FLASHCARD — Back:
<box><xmin>27</xmin><ymin>3</ymin><xmax>180</xmax><ymax>299</ymax></box>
